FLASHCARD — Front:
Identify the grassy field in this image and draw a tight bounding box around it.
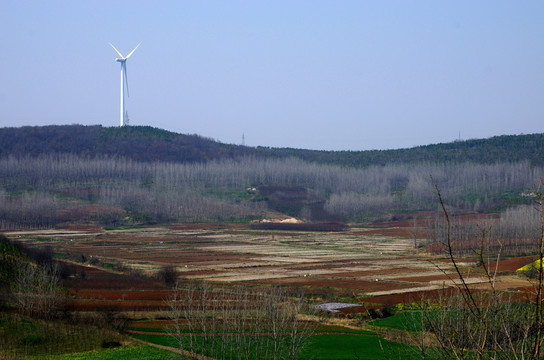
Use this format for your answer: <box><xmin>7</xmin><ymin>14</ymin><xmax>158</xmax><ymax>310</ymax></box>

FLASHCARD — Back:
<box><xmin>128</xmin><ymin>330</ymin><xmax>418</xmax><ymax>360</ymax></box>
<box><xmin>26</xmin><ymin>345</ymin><xmax>176</xmax><ymax>360</ymax></box>
<box><xmin>370</xmin><ymin>311</ymin><xmax>424</xmax><ymax>332</ymax></box>
<box><xmin>299</xmin><ymin>334</ymin><xmax>418</xmax><ymax>360</ymax></box>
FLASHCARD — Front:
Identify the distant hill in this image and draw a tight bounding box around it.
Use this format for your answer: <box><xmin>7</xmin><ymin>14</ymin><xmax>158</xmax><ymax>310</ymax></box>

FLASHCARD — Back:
<box><xmin>0</xmin><ymin>125</ymin><xmax>253</xmax><ymax>163</ymax></box>
<box><xmin>1</xmin><ymin>125</ymin><xmax>543</xmax><ymax>166</ymax></box>
<box><xmin>268</xmin><ymin>134</ymin><xmax>544</xmax><ymax>167</ymax></box>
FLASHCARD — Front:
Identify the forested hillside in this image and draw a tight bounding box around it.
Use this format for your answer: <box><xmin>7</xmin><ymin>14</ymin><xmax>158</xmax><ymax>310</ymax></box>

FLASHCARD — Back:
<box><xmin>0</xmin><ymin>125</ymin><xmax>253</xmax><ymax>163</ymax></box>
<box><xmin>269</xmin><ymin>134</ymin><xmax>544</xmax><ymax>166</ymax></box>
<box><xmin>0</xmin><ymin>125</ymin><xmax>543</xmax><ymax>229</ymax></box>
<box><xmin>1</xmin><ymin>125</ymin><xmax>544</xmax><ymax>166</ymax></box>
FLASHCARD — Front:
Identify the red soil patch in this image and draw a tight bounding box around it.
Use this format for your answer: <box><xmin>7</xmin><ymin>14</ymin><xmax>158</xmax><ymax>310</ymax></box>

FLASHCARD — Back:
<box><xmin>350</xmin><ymin>285</ymin><xmax>544</xmax><ymax>314</ymax></box>
<box><xmin>57</xmin><ymin>205</ymin><xmax>124</xmax><ymax>220</ymax></box>
<box><xmin>252</xmin><ymin>277</ymin><xmax>411</xmax><ymax>292</ymax></box>
<box><xmin>358</xmin><ymin>287</ymin><xmax>475</xmax><ymax>308</ymax></box>
<box><xmin>359</xmin><ymin>228</ymin><xmax>413</xmax><ymax>238</ymax></box>
<box><xmin>66</xmin><ymin>300</ymin><xmax>167</xmax><ymax>312</ymax></box>
<box><xmin>489</xmin><ymin>256</ymin><xmax>538</xmax><ymax>273</ymax></box>
<box><xmin>62</xmin><ymin>264</ymin><xmax>169</xmax><ymax>312</ymax></box>
<box><xmin>329</xmin><ymin>268</ymin><xmax>428</xmax><ymax>278</ymax></box>
<box><xmin>139</xmin><ymin>252</ymin><xmax>262</xmax><ymax>265</ymax></box>
<box><xmin>167</xmin><ymin>223</ymin><xmax>246</xmax><ymax>230</ymax></box>
<box><xmin>285</xmin><ymin>259</ymin><xmax>408</xmax><ymax>272</ymax></box>
<box><xmin>393</xmin><ymin>273</ymin><xmax>482</xmax><ymax>283</ymax></box>
<box><xmin>63</xmin><ymin>268</ymin><xmax>164</xmax><ymax>290</ymax></box>
<box><xmin>72</xmin><ymin>289</ymin><xmax>171</xmax><ymax>301</ymax></box>
<box><xmin>131</xmin><ymin>320</ymin><xmax>174</xmax><ymax>328</ymax></box>
<box><xmin>60</xmin><ymin>224</ymin><xmax>104</xmax><ymax>232</ymax></box>
<box><xmin>69</xmin><ymin>279</ymin><xmax>153</xmax><ymax>290</ymax></box>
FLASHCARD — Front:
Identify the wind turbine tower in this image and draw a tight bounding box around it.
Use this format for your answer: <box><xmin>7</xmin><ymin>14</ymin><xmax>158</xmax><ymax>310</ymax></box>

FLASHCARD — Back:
<box><xmin>109</xmin><ymin>42</ymin><xmax>141</xmax><ymax>127</ymax></box>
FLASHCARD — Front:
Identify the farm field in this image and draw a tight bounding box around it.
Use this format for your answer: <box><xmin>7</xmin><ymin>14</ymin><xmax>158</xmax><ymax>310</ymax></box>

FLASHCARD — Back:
<box><xmin>3</xmin><ymin>220</ymin><xmax>539</xmax><ymax>359</ymax></box>
<box><xmin>5</xmin><ymin>221</ymin><xmax>535</xmax><ymax>314</ymax></box>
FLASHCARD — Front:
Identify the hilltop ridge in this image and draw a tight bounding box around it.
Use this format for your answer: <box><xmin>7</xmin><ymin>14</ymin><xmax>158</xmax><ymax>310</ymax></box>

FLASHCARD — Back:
<box><xmin>0</xmin><ymin>125</ymin><xmax>543</xmax><ymax>167</ymax></box>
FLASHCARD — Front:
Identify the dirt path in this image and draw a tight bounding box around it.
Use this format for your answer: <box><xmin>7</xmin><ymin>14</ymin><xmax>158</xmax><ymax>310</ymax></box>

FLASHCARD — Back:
<box><xmin>131</xmin><ymin>336</ymin><xmax>215</xmax><ymax>360</ymax></box>
<box><xmin>128</xmin><ymin>330</ymin><xmax>378</xmax><ymax>337</ymax></box>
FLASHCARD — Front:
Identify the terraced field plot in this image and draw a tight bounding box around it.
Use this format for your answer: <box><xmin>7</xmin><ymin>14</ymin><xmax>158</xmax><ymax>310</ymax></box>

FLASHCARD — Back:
<box><xmin>6</xmin><ymin>224</ymin><xmax>533</xmax><ymax>314</ymax></box>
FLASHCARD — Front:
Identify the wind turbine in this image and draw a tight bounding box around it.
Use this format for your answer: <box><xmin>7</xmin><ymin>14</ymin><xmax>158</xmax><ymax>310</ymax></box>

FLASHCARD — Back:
<box><xmin>109</xmin><ymin>42</ymin><xmax>141</xmax><ymax>127</ymax></box>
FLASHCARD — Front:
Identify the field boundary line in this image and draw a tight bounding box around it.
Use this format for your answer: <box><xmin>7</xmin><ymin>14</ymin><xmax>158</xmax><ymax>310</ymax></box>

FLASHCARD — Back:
<box><xmin>130</xmin><ymin>335</ymin><xmax>216</xmax><ymax>360</ymax></box>
<box><xmin>128</xmin><ymin>329</ymin><xmax>379</xmax><ymax>337</ymax></box>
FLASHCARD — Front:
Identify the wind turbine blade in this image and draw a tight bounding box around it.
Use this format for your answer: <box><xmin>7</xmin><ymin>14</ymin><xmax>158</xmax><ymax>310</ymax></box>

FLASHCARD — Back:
<box><xmin>125</xmin><ymin>42</ymin><xmax>141</xmax><ymax>59</ymax></box>
<box><xmin>123</xmin><ymin>62</ymin><xmax>129</xmax><ymax>97</ymax></box>
<box><xmin>109</xmin><ymin>43</ymin><xmax>124</xmax><ymax>58</ymax></box>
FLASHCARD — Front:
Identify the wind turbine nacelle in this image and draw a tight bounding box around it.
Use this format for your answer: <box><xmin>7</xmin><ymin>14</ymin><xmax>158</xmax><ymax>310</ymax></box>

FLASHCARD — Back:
<box><xmin>115</xmin><ymin>58</ymin><xmax>126</xmax><ymax>62</ymax></box>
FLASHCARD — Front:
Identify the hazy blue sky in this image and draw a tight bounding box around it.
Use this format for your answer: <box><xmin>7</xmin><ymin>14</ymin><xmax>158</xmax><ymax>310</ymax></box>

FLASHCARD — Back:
<box><xmin>1</xmin><ymin>1</ymin><xmax>543</xmax><ymax>150</ymax></box>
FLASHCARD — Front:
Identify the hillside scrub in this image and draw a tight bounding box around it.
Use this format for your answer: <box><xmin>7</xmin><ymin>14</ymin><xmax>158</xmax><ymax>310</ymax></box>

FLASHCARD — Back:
<box><xmin>0</xmin><ymin>312</ymin><xmax>127</xmax><ymax>358</ymax></box>
<box><xmin>0</xmin><ymin>234</ymin><xmax>65</xmax><ymax>319</ymax></box>
<box><xmin>0</xmin><ymin>154</ymin><xmax>541</xmax><ymax>228</ymax></box>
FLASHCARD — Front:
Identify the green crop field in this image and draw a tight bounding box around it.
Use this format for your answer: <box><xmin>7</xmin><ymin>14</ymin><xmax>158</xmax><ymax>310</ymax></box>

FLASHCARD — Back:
<box><xmin>299</xmin><ymin>334</ymin><xmax>418</xmax><ymax>360</ymax></box>
<box><xmin>129</xmin><ymin>332</ymin><xmax>417</xmax><ymax>360</ymax></box>
<box><xmin>26</xmin><ymin>345</ymin><xmax>176</xmax><ymax>360</ymax></box>
<box><xmin>370</xmin><ymin>311</ymin><xmax>424</xmax><ymax>332</ymax></box>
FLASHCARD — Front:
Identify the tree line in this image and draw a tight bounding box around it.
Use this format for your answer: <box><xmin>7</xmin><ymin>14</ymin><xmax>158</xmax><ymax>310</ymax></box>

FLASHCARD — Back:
<box><xmin>0</xmin><ymin>154</ymin><xmax>542</xmax><ymax>228</ymax></box>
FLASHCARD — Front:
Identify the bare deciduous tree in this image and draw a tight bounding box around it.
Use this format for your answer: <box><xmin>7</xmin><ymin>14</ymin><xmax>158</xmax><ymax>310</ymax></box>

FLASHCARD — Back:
<box><xmin>1</xmin><ymin>154</ymin><xmax>542</xmax><ymax>228</ymax></box>
<box><xmin>14</xmin><ymin>262</ymin><xmax>63</xmax><ymax>319</ymax></box>
<box><xmin>167</xmin><ymin>281</ymin><xmax>314</xmax><ymax>360</ymax></box>
<box><xmin>401</xmin><ymin>179</ymin><xmax>544</xmax><ymax>359</ymax></box>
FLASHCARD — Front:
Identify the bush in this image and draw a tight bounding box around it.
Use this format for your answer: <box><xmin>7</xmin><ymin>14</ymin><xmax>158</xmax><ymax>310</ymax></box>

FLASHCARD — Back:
<box><xmin>157</xmin><ymin>265</ymin><xmax>177</xmax><ymax>286</ymax></box>
<box><xmin>101</xmin><ymin>340</ymin><xmax>122</xmax><ymax>348</ymax></box>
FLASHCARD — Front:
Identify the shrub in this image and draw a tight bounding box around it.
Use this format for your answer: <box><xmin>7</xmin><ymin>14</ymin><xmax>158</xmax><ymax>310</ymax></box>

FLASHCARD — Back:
<box><xmin>157</xmin><ymin>265</ymin><xmax>177</xmax><ymax>286</ymax></box>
